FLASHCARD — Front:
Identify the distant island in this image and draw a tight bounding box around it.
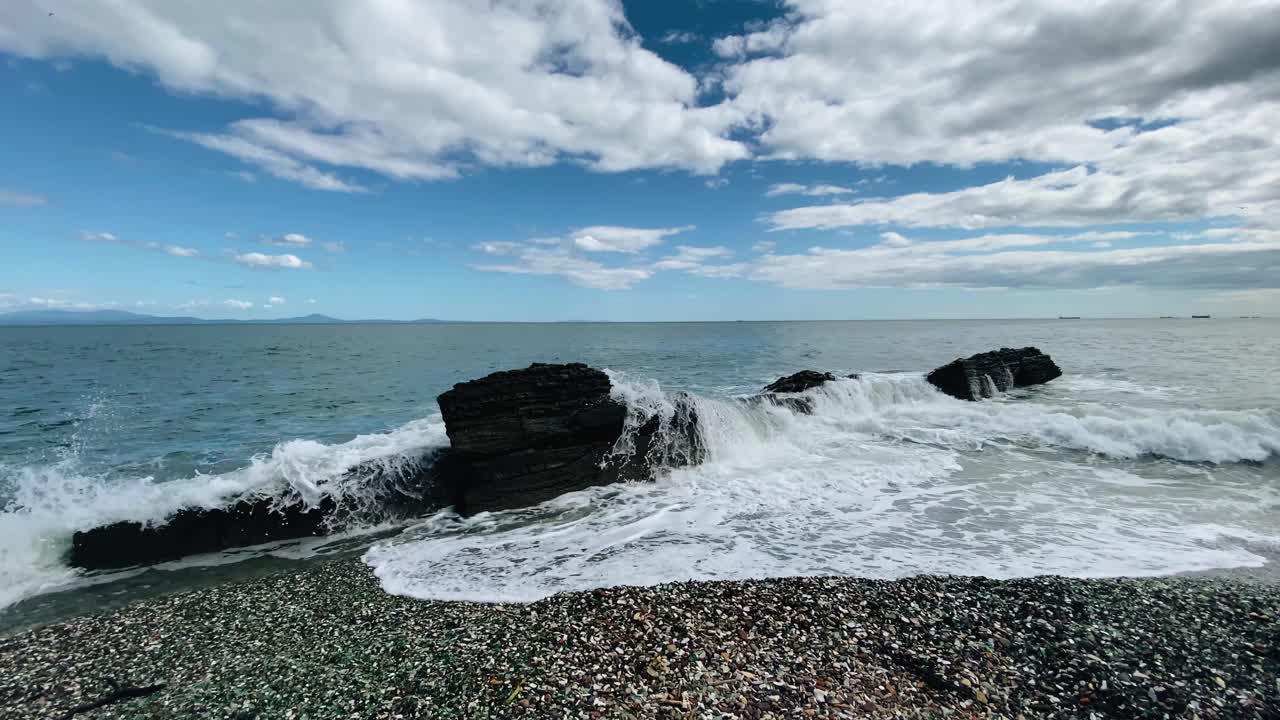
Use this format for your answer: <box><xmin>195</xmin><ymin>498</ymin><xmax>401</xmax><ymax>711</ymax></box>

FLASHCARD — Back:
<box><xmin>0</xmin><ymin>310</ymin><xmax>449</xmax><ymax>326</ymax></box>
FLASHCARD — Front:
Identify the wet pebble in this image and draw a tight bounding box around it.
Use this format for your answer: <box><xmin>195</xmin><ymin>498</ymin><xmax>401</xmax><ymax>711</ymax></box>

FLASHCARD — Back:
<box><xmin>0</xmin><ymin>562</ymin><xmax>1277</xmax><ymax>718</ymax></box>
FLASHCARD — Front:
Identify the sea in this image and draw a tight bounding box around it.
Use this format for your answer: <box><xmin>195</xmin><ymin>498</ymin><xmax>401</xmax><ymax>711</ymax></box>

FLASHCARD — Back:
<box><xmin>2</xmin><ymin>320</ymin><xmax>1278</xmax><ymax>631</ymax></box>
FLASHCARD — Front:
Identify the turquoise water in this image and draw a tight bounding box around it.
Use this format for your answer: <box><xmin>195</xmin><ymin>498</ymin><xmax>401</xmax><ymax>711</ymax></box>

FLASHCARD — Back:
<box><xmin>3</xmin><ymin>320</ymin><xmax>1279</xmax><ymax>627</ymax></box>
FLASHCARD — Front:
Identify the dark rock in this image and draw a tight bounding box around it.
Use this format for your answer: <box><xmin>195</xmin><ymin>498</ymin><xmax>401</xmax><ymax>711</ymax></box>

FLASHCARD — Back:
<box><xmin>69</xmin><ymin>362</ymin><xmax>704</xmax><ymax>568</ymax></box>
<box><xmin>70</xmin><ymin>497</ymin><xmax>334</xmax><ymax>570</ymax></box>
<box><xmin>433</xmin><ymin>363</ymin><xmax>702</xmax><ymax>515</ymax></box>
<box><xmin>69</xmin><ymin>454</ymin><xmax>440</xmax><ymax>570</ymax></box>
<box><xmin>926</xmin><ymin>347</ymin><xmax>1062</xmax><ymax>401</ymax></box>
<box><xmin>762</xmin><ymin>370</ymin><xmax>838</xmax><ymax>394</ymax></box>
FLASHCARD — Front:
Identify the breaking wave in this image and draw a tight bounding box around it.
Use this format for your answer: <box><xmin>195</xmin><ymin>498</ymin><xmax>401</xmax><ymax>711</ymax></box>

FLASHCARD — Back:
<box><xmin>5</xmin><ymin>370</ymin><xmax>1278</xmax><ymax>612</ymax></box>
<box><xmin>367</xmin><ymin>371</ymin><xmax>1280</xmax><ymax>604</ymax></box>
<box><xmin>0</xmin><ymin>417</ymin><xmax>449</xmax><ymax>610</ymax></box>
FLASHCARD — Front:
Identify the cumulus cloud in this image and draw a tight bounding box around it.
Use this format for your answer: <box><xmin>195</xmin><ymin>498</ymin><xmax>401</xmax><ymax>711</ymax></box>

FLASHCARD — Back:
<box><xmin>717</xmin><ymin>1</ymin><xmax>1280</xmax><ymax>167</ymax></box>
<box><xmin>164</xmin><ymin>245</ymin><xmax>199</xmax><ymax>257</ymax></box>
<box><xmin>267</xmin><ymin>296</ymin><xmax>286</xmax><ymax>305</ymax></box>
<box><xmin>232</xmin><ymin>252</ymin><xmax>313</xmax><ymax>270</ymax></box>
<box><xmin>223</xmin><ymin>299</ymin><xmax>253</xmax><ymax>310</ymax></box>
<box><xmin>735</xmin><ymin>3</ymin><xmax>1280</xmax><ymax>235</ymax></box>
<box><xmin>571</xmin><ymin>226</ymin><xmax>694</xmax><ymax>253</ymax></box>
<box><xmin>0</xmin><ymin>188</ymin><xmax>47</xmax><ymax>207</ymax></box>
<box><xmin>1</xmin><ymin>2</ymin><xmax>747</xmax><ymax>189</ymax></box>
<box><xmin>766</xmin><ymin>183</ymin><xmax>855</xmax><ymax>197</ymax></box>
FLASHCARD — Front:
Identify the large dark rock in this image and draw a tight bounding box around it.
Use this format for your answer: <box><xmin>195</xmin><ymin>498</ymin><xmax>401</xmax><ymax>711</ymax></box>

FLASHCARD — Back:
<box><xmin>762</xmin><ymin>370</ymin><xmax>837</xmax><ymax>394</ymax></box>
<box><xmin>433</xmin><ymin>363</ymin><xmax>701</xmax><ymax>514</ymax></box>
<box><xmin>69</xmin><ymin>453</ymin><xmax>440</xmax><ymax>570</ymax></box>
<box><xmin>70</xmin><ymin>497</ymin><xmax>334</xmax><ymax>570</ymax></box>
<box><xmin>926</xmin><ymin>347</ymin><xmax>1062</xmax><ymax>401</ymax></box>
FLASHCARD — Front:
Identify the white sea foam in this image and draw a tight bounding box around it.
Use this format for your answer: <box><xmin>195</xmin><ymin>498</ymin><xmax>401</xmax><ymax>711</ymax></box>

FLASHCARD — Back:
<box><xmin>367</xmin><ymin>372</ymin><xmax>1280</xmax><ymax>604</ymax></box>
<box><xmin>0</xmin><ymin>416</ymin><xmax>449</xmax><ymax>610</ymax></box>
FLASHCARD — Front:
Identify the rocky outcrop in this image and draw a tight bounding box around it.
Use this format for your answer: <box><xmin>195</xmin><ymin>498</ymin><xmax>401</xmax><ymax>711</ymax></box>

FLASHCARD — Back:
<box><xmin>69</xmin><ymin>352</ymin><xmax>1066</xmax><ymax>570</ymax></box>
<box><xmin>69</xmin><ymin>454</ymin><xmax>440</xmax><ymax>570</ymax></box>
<box><xmin>926</xmin><ymin>347</ymin><xmax>1062</xmax><ymax>401</ymax></box>
<box><xmin>432</xmin><ymin>363</ymin><xmax>701</xmax><ymax>514</ymax></box>
<box><xmin>762</xmin><ymin>371</ymin><xmax>837</xmax><ymax>394</ymax></box>
<box><xmin>69</xmin><ymin>498</ymin><xmax>334</xmax><ymax>570</ymax></box>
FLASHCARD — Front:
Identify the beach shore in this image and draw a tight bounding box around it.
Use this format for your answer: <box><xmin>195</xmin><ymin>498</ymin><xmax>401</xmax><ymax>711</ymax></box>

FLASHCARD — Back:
<box><xmin>2</xmin><ymin>560</ymin><xmax>1277</xmax><ymax>719</ymax></box>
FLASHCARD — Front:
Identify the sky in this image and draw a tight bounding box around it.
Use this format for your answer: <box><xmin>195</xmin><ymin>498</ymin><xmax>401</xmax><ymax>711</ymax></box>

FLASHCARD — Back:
<box><xmin>1</xmin><ymin>0</ymin><xmax>1278</xmax><ymax>321</ymax></box>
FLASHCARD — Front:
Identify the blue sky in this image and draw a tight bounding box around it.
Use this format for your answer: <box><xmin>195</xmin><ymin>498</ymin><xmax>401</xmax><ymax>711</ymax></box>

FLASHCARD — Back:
<box><xmin>1</xmin><ymin>0</ymin><xmax>1278</xmax><ymax>321</ymax></box>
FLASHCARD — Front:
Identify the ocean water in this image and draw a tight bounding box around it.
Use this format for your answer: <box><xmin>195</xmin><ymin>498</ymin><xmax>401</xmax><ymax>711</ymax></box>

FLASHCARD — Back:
<box><xmin>2</xmin><ymin>320</ymin><xmax>1278</xmax><ymax>627</ymax></box>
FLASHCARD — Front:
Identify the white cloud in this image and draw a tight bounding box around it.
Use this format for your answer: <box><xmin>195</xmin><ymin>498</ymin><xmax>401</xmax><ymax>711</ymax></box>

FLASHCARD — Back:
<box><xmin>705</xmin><ymin>178</ymin><xmax>729</xmax><ymax>189</ymax></box>
<box><xmin>766</xmin><ymin>183</ymin><xmax>855</xmax><ymax>197</ymax></box>
<box><xmin>570</xmin><ymin>225</ymin><xmax>694</xmax><ymax>253</ymax></box>
<box><xmin>224</xmin><ymin>231</ymin><xmax>239</xmax><ymax>239</ymax></box>
<box><xmin>2</xmin><ymin>2</ymin><xmax>747</xmax><ymax>189</ymax></box>
<box><xmin>0</xmin><ymin>188</ymin><xmax>47</xmax><ymax>207</ymax></box>
<box><xmin>232</xmin><ymin>252</ymin><xmax>313</xmax><ymax>270</ymax></box>
<box><xmin>267</xmin><ymin>296</ymin><xmax>286</xmax><ymax>305</ymax></box>
<box><xmin>751</xmin><ymin>240</ymin><xmax>776</xmax><ymax>253</ymax></box>
<box><xmin>223</xmin><ymin>299</ymin><xmax>253</xmax><ymax>310</ymax></box>
<box><xmin>306</xmin><ymin>298</ymin><xmax>317</xmax><ymax>304</ymax></box>
<box><xmin>175</xmin><ymin>299</ymin><xmax>210</xmax><ymax>311</ymax></box>
<box><xmin>741</xmin><ymin>234</ymin><xmax>1280</xmax><ymax>291</ymax></box>
<box><xmin>717</xmin><ymin>1</ymin><xmax>1280</xmax><ymax>168</ymax></box>
<box><xmin>16</xmin><ymin>296</ymin><xmax>104</xmax><ymax>310</ymax></box>
<box><xmin>80</xmin><ymin>231</ymin><xmax>203</xmax><ymax>259</ymax></box>
<box><xmin>653</xmin><ymin>245</ymin><xmax>733</xmax><ymax>271</ymax></box>
<box><xmin>660</xmin><ymin>31</ymin><xmax>698</xmax><ymax>45</ymax></box>
<box><xmin>267</xmin><ymin>233</ymin><xmax>312</xmax><ymax>248</ymax></box>
<box><xmin>161</xmin><ymin>129</ymin><xmax>367</xmax><ymax>192</ymax></box>
<box><xmin>474</xmin><ymin>242</ymin><xmax>653</xmax><ymax>290</ymax></box>
<box><xmin>728</xmin><ymin>3</ymin><xmax>1280</xmax><ymax>235</ymax></box>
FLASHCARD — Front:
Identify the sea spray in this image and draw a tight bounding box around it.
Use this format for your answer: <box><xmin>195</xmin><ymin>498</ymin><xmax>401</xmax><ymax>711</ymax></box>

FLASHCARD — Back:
<box><xmin>0</xmin><ymin>416</ymin><xmax>450</xmax><ymax>609</ymax></box>
<box><xmin>367</xmin><ymin>372</ymin><xmax>1280</xmax><ymax>604</ymax></box>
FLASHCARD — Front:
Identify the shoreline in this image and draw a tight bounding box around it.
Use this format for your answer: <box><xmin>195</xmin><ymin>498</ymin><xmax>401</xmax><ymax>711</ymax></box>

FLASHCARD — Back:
<box><xmin>2</xmin><ymin>560</ymin><xmax>1276</xmax><ymax>719</ymax></box>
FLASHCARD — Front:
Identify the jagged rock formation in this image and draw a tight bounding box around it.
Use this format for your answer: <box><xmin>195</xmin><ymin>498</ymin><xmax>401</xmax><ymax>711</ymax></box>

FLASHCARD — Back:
<box><xmin>433</xmin><ymin>363</ymin><xmax>701</xmax><ymax>514</ymax></box>
<box><xmin>926</xmin><ymin>347</ymin><xmax>1062</xmax><ymax>401</ymax></box>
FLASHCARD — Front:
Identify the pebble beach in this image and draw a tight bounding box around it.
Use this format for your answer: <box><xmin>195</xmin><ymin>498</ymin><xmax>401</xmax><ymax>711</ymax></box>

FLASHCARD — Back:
<box><xmin>2</xmin><ymin>560</ymin><xmax>1277</xmax><ymax>719</ymax></box>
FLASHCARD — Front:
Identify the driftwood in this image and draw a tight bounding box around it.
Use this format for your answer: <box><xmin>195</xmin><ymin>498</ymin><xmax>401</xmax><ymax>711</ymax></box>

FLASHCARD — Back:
<box><xmin>58</xmin><ymin>683</ymin><xmax>165</xmax><ymax>719</ymax></box>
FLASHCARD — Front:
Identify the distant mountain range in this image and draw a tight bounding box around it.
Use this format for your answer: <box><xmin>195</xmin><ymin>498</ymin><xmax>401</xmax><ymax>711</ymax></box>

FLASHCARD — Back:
<box><xmin>0</xmin><ymin>309</ymin><xmax>449</xmax><ymax>326</ymax></box>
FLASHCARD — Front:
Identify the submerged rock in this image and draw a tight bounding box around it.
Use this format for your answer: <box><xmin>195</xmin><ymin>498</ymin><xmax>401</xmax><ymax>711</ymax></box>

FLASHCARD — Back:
<box><xmin>926</xmin><ymin>346</ymin><xmax>1062</xmax><ymax>401</ymax></box>
<box><xmin>432</xmin><ymin>363</ymin><xmax>701</xmax><ymax>514</ymax></box>
<box><xmin>762</xmin><ymin>370</ymin><xmax>837</xmax><ymax>394</ymax></box>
